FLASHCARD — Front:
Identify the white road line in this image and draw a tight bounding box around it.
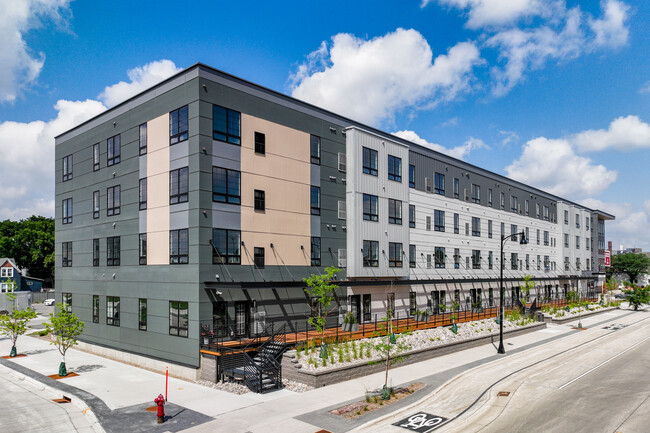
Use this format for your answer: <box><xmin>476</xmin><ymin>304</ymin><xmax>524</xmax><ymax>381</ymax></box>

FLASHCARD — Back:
<box><xmin>558</xmin><ymin>335</ymin><xmax>650</xmax><ymax>390</ymax></box>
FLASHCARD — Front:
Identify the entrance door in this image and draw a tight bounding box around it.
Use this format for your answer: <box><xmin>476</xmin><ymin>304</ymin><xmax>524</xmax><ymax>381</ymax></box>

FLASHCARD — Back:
<box><xmin>213</xmin><ymin>301</ymin><xmax>227</xmax><ymax>337</ymax></box>
<box><xmin>350</xmin><ymin>295</ymin><xmax>361</xmax><ymax>324</ymax></box>
<box><xmin>234</xmin><ymin>301</ymin><xmax>250</xmax><ymax>338</ymax></box>
<box><xmin>431</xmin><ymin>291</ymin><xmax>440</xmax><ymax>314</ymax></box>
<box><xmin>362</xmin><ymin>294</ymin><xmax>371</xmax><ymax>322</ymax></box>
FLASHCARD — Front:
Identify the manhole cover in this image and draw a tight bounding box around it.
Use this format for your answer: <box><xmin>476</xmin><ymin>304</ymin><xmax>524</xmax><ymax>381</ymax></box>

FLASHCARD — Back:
<box><xmin>497</xmin><ymin>391</ymin><xmax>510</xmax><ymax>397</ymax></box>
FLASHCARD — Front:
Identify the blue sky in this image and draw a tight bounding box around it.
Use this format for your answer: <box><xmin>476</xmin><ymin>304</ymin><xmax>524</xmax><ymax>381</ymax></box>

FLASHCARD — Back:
<box><xmin>0</xmin><ymin>0</ymin><xmax>649</xmax><ymax>250</ymax></box>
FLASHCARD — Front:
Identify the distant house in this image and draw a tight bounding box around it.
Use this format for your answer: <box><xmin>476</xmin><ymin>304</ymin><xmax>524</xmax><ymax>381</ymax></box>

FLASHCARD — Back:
<box><xmin>0</xmin><ymin>258</ymin><xmax>44</xmax><ymax>293</ymax></box>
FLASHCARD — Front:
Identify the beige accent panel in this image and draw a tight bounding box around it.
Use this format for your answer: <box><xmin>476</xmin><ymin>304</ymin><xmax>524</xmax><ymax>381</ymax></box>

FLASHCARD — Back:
<box><xmin>146</xmin><ymin>113</ymin><xmax>170</xmax><ymax>265</ymax></box>
<box><xmin>240</xmin><ymin>114</ymin><xmax>312</xmax><ymax>266</ymax></box>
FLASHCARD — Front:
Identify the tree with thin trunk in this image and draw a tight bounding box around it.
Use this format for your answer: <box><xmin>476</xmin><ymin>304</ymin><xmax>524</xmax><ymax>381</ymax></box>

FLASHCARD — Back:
<box><xmin>368</xmin><ymin>312</ymin><xmax>411</xmax><ymax>395</ymax></box>
<box><xmin>44</xmin><ymin>303</ymin><xmax>84</xmax><ymax>376</ymax></box>
<box><xmin>519</xmin><ymin>274</ymin><xmax>536</xmax><ymax>302</ymax></box>
<box><xmin>0</xmin><ymin>284</ymin><xmax>37</xmax><ymax>357</ymax></box>
<box><xmin>304</xmin><ymin>266</ymin><xmax>340</xmax><ymax>353</ymax></box>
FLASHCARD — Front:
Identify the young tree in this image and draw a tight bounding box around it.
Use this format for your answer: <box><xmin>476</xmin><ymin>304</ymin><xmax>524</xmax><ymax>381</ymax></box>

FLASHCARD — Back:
<box><xmin>0</xmin><ymin>284</ymin><xmax>37</xmax><ymax>357</ymax></box>
<box><xmin>519</xmin><ymin>274</ymin><xmax>536</xmax><ymax>302</ymax></box>
<box><xmin>303</xmin><ymin>266</ymin><xmax>341</xmax><ymax>354</ymax></box>
<box><xmin>44</xmin><ymin>303</ymin><xmax>85</xmax><ymax>376</ymax></box>
<box><xmin>369</xmin><ymin>313</ymin><xmax>412</xmax><ymax>396</ymax></box>
<box><xmin>623</xmin><ymin>285</ymin><xmax>650</xmax><ymax>311</ymax></box>
<box><xmin>610</xmin><ymin>253</ymin><xmax>650</xmax><ymax>285</ymax></box>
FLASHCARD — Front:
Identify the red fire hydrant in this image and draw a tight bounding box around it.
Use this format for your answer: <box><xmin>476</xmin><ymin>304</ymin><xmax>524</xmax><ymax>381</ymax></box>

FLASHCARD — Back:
<box><xmin>154</xmin><ymin>394</ymin><xmax>165</xmax><ymax>424</ymax></box>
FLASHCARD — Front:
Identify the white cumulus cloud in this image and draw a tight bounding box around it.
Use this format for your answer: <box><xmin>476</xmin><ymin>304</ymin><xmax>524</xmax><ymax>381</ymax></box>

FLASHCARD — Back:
<box><xmin>588</xmin><ymin>0</ymin><xmax>630</xmax><ymax>48</ymax></box>
<box><xmin>98</xmin><ymin>59</ymin><xmax>182</xmax><ymax>107</ymax></box>
<box><xmin>569</xmin><ymin>115</ymin><xmax>650</xmax><ymax>152</ymax></box>
<box><xmin>290</xmin><ymin>28</ymin><xmax>483</xmax><ymax>126</ymax></box>
<box><xmin>393</xmin><ymin>130</ymin><xmax>487</xmax><ymax>160</ymax></box>
<box><xmin>425</xmin><ymin>0</ymin><xmax>556</xmax><ymax>29</ymax></box>
<box><xmin>0</xmin><ymin>0</ymin><xmax>72</xmax><ymax>102</ymax></box>
<box><xmin>580</xmin><ymin>198</ymin><xmax>650</xmax><ymax>252</ymax></box>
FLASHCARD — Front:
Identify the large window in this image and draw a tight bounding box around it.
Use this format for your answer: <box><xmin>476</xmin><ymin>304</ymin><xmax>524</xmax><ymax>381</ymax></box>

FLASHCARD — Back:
<box><xmin>62</xmin><ymin>242</ymin><xmax>72</xmax><ymax>267</ymax></box>
<box><xmin>453</xmin><ymin>213</ymin><xmax>459</xmax><ymax>234</ymax></box>
<box><xmin>311</xmin><ymin>237</ymin><xmax>321</xmax><ymax>266</ymax></box>
<box><xmin>471</xmin><ymin>184</ymin><xmax>480</xmax><ymax>203</ymax></box>
<box><xmin>107</xmin><ymin>134</ymin><xmax>120</xmax><ymax>166</ymax></box>
<box><xmin>212</xmin><ymin>229</ymin><xmax>241</xmax><ymax>264</ymax></box>
<box><xmin>388</xmin><ymin>199</ymin><xmax>402</xmax><ymax>225</ymax></box>
<box><xmin>107</xmin><ymin>236</ymin><xmax>120</xmax><ymax>266</ymax></box>
<box><xmin>472</xmin><ymin>250</ymin><xmax>481</xmax><ymax>269</ymax></box>
<box><xmin>169</xmin><ymin>301</ymin><xmax>188</xmax><ymax>337</ymax></box>
<box><xmin>255</xmin><ymin>189</ymin><xmax>266</xmax><ymax>211</ymax></box>
<box><xmin>363</xmin><ymin>194</ymin><xmax>378</xmax><ymax>221</ymax></box>
<box><xmin>310</xmin><ymin>186</ymin><xmax>319</xmax><ymax>215</ymax></box>
<box><xmin>544</xmin><ymin>231</ymin><xmax>549</xmax><ymax>246</ymax></box>
<box><xmin>254</xmin><ymin>247</ymin><xmax>265</xmax><ymax>269</ymax></box>
<box><xmin>92</xmin><ymin>295</ymin><xmax>99</xmax><ymax>323</ymax></box>
<box><xmin>62</xmin><ymin>154</ymin><xmax>73</xmax><ymax>181</ymax></box>
<box><xmin>139</xmin><ymin>233</ymin><xmax>147</xmax><ymax>265</ymax></box>
<box><xmin>435</xmin><ymin>247</ymin><xmax>445</xmax><ymax>268</ymax></box>
<box><xmin>409</xmin><ymin>165</ymin><xmax>415</xmax><ymax>188</ymax></box>
<box><xmin>363</xmin><ymin>240</ymin><xmax>379</xmax><ymax>267</ymax></box>
<box><xmin>93</xmin><ymin>238</ymin><xmax>99</xmax><ymax>267</ymax></box>
<box><xmin>409</xmin><ymin>205</ymin><xmax>415</xmax><ymax>228</ymax></box>
<box><xmin>170</xmin><ymin>229</ymin><xmax>189</xmax><ymax>264</ymax></box>
<box><xmin>434</xmin><ymin>210</ymin><xmax>445</xmax><ymax>232</ymax></box>
<box><xmin>362</xmin><ymin>147</ymin><xmax>378</xmax><ymax>176</ymax></box>
<box><xmin>510</xmin><ymin>195</ymin><xmax>518</xmax><ymax>213</ymax></box>
<box><xmin>62</xmin><ymin>293</ymin><xmax>72</xmax><ymax>312</ymax></box>
<box><xmin>387</xmin><ymin>155</ymin><xmax>402</xmax><ymax>182</ymax></box>
<box><xmin>389</xmin><ymin>242</ymin><xmax>402</xmax><ymax>267</ymax></box>
<box><xmin>170</xmin><ymin>105</ymin><xmax>189</xmax><ymax>145</ymax></box>
<box><xmin>212</xmin><ymin>167</ymin><xmax>241</xmax><ymax>204</ymax></box>
<box><xmin>454</xmin><ymin>248</ymin><xmax>460</xmax><ymax>269</ymax></box>
<box><xmin>62</xmin><ymin>198</ymin><xmax>72</xmax><ymax>224</ymax></box>
<box><xmin>107</xmin><ymin>185</ymin><xmax>121</xmax><ymax>216</ymax></box>
<box><xmin>511</xmin><ymin>224</ymin><xmax>518</xmax><ymax>241</ymax></box>
<box><xmin>310</xmin><ymin>135</ymin><xmax>320</xmax><ymax>164</ymax></box>
<box><xmin>139</xmin><ymin>178</ymin><xmax>147</xmax><ymax>210</ymax></box>
<box><xmin>472</xmin><ymin>217</ymin><xmax>480</xmax><ymax>237</ymax></box>
<box><xmin>106</xmin><ymin>296</ymin><xmax>120</xmax><ymax>326</ymax></box>
<box><xmin>93</xmin><ymin>143</ymin><xmax>100</xmax><ymax>171</ymax></box>
<box><xmin>212</xmin><ymin>105</ymin><xmax>240</xmax><ymax>144</ymax></box>
<box><xmin>511</xmin><ymin>253</ymin><xmax>518</xmax><ymax>270</ymax></box>
<box><xmin>409</xmin><ymin>244</ymin><xmax>416</xmax><ymax>268</ymax></box>
<box><xmin>434</xmin><ymin>173</ymin><xmax>445</xmax><ymax>195</ymax></box>
<box><xmin>139</xmin><ymin>299</ymin><xmax>147</xmax><ymax>331</ymax></box>
<box><xmin>93</xmin><ymin>190</ymin><xmax>100</xmax><ymax>219</ymax></box>
<box><xmin>170</xmin><ymin>167</ymin><xmax>189</xmax><ymax>204</ymax></box>
<box><xmin>575</xmin><ymin>235</ymin><xmax>580</xmax><ymax>249</ymax></box>
<box><xmin>139</xmin><ymin>123</ymin><xmax>147</xmax><ymax>155</ymax></box>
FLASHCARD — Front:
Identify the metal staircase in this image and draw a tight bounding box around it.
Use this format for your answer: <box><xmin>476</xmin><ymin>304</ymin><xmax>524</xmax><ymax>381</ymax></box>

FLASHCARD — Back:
<box><xmin>238</xmin><ymin>324</ymin><xmax>287</xmax><ymax>393</ymax></box>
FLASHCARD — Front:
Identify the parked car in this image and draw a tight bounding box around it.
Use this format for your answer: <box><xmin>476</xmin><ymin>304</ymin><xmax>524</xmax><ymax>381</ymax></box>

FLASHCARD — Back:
<box><xmin>44</xmin><ymin>299</ymin><xmax>56</xmax><ymax>306</ymax></box>
<box><xmin>614</xmin><ymin>293</ymin><xmax>627</xmax><ymax>300</ymax></box>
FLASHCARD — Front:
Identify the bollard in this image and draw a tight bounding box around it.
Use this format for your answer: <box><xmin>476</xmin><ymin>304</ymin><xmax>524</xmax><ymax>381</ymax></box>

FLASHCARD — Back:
<box><xmin>154</xmin><ymin>394</ymin><xmax>165</xmax><ymax>424</ymax></box>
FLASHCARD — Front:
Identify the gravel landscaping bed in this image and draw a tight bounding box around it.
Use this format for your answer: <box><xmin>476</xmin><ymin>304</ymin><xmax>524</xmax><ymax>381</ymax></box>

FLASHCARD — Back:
<box><xmin>195</xmin><ymin>378</ymin><xmax>313</xmax><ymax>394</ymax></box>
<box><xmin>542</xmin><ymin>302</ymin><xmax>621</xmax><ymax>319</ymax></box>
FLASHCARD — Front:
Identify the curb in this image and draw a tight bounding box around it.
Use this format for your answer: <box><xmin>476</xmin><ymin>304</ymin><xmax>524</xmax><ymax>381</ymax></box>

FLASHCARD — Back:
<box><xmin>544</xmin><ymin>306</ymin><xmax>619</xmax><ymax>324</ymax></box>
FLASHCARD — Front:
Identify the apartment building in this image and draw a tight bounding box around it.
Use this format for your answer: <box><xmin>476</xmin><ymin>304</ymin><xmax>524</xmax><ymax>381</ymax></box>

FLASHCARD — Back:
<box><xmin>54</xmin><ymin>63</ymin><xmax>614</xmax><ymax>368</ymax></box>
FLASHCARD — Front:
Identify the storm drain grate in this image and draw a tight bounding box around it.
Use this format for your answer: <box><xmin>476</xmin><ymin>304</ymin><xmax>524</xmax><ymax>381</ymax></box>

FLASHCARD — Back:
<box><xmin>497</xmin><ymin>391</ymin><xmax>510</xmax><ymax>397</ymax></box>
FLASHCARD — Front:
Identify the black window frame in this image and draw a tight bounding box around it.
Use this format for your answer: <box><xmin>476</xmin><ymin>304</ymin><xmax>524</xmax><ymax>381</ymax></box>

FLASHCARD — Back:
<box><xmin>409</xmin><ymin>291</ymin><xmax>416</xmax><ymax>315</ymax></box>
<box><xmin>472</xmin><ymin>249</ymin><xmax>481</xmax><ymax>269</ymax></box>
<box><xmin>310</xmin><ymin>186</ymin><xmax>319</xmax><ymax>215</ymax></box>
<box><xmin>434</xmin><ymin>173</ymin><xmax>445</xmax><ymax>195</ymax></box>
<box><xmin>311</xmin><ymin>237</ymin><xmax>321</xmax><ymax>266</ymax></box>
<box><xmin>362</xmin><ymin>240</ymin><xmax>379</xmax><ymax>267</ymax></box>
<box><xmin>62</xmin><ymin>154</ymin><xmax>73</xmax><ymax>181</ymax></box>
<box><xmin>511</xmin><ymin>253</ymin><xmax>518</xmax><ymax>270</ymax></box>
<box><xmin>472</xmin><ymin>217</ymin><xmax>481</xmax><ymax>237</ymax></box>
<box><xmin>388</xmin><ymin>199</ymin><xmax>402</xmax><ymax>225</ymax></box>
<box><xmin>139</xmin><ymin>178</ymin><xmax>147</xmax><ymax>210</ymax></box>
<box><xmin>409</xmin><ymin>165</ymin><xmax>415</xmax><ymax>188</ymax></box>
<box><xmin>363</xmin><ymin>194</ymin><xmax>378</xmax><ymax>221</ymax></box>
<box><xmin>92</xmin><ymin>295</ymin><xmax>99</xmax><ymax>323</ymax></box>
<box><xmin>170</xmin><ymin>105</ymin><xmax>189</xmax><ymax>145</ymax></box>
<box><xmin>387</xmin><ymin>155</ymin><xmax>402</xmax><ymax>182</ymax></box>
<box><xmin>107</xmin><ymin>236</ymin><xmax>120</xmax><ymax>266</ymax></box>
<box><xmin>453</xmin><ymin>213</ymin><xmax>459</xmax><ymax>234</ymax></box>
<box><xmin>93</xmin><ymin>190</ymin><xmax>100</xmax><ymax>219</ymax></box>
<box><xmin>434</xmin><ymin>210</ymin><xmax>445</xmax><ymax>232</ymax></box>
<box><xmin>254</xmin><ymin>247</ymin><xmax>265</xmax><ymax>269</ymax></box>
<box><xmin>254</xmin><ymin>131</ymin><xmax>266</xmax><ymax>154</ymax></box>
<box><xmin>138</xmin><ymin>298</ymin><xmax>147</xmax><ymax>331</ymax></box>
<box><xmin>170</xmin><ymin>228</ymin><xmax>189</xmax><ymax>264</ymax></box>
<box><xmin>169</xmin><ymin>301</ymin><xmax>188</xmax><ymax>337</ymax></box>
<box><xmin>362</xmin><ymin>147</ymin><xmax>378</xmax><ymax>176</ymax></box>
<box><xmin>471</xmin><ymin>184</ymin><xmax>480</xmax><ymax>203</ymax></box>
<box><xmin>170</xmin><ymin>167</ymin><xmax>189</xmax><ymax>205</ymax></box>
<box><xmin>454</xmin><ymin>248</ymin><xmax>460</xmax><ymax>269</ymax></box>
<box><xmin>107</xmin><ymin>185</ymin><xmax>121</xmax><ymax>216</ymax></box>
<box><xmin>409</xmin><ymin>204</ymin><xmax>415</xmax><ymax>228</ymax></box>
<box><xmin>62</xmin><ymin>198</ymin><xmax>72</xmax><ymax>224</ymax></box>
<box><xmin>62</xmin><ymin>242</ymin><xmax>72</xmax><ymax>267</ymax></box>
<box><xmin>212</xmin><ymin>166</ymin><xmax>241</xmax><ymax>204</ymax></box>
<box><xmin>409</xmin><ymin>244</ymin><xmax>416</xmax><ymax>268</ymax></box>
<box><xmin>488</xmin><ymin>220</ymin><xmax>493</xmax><ymax>239</ymax></box>
<box><xmin>93</xmin><ymin>143</ymin><xmax>100</xmax><ymax>171</ymax></box>
<box><xmin>310</xmin><ymin>135</ymin><xmax>321</xmax><ymax>164</ymax></box>
<box><xmin>435</xmin><ymin>247</ymin><xmax>446</xmax><ymax>268</ymax></box>
<box><xmin>389</xmin><ymin>242</ymin><xmax>403</xmax><ymax>267</ymax></box>
<box><xmin>453</xmin><ymin>178</ymin><xmax>459</xmax><ymax>199</ymax></box>
<box><xmin>139</xmin><ymin>233</ymin><xmax>147</xmax><ymax>265</ymax></box>
<box><xmin>107</xmin><ymin>134</ymin><xmax>121</xmax><ymax>166</ymax></box>
<box><xmin>62</xmin><ymin>293</ymin><xmax>72</xmax><ymax>312</ymax></box>
<box><xmin>212</xmin><ymin>228</ymin><xmax>241</xmax><ymax>264</ymax></box>
<box><xmin>106</xmin><ymin>296</ymin><xmax>120</xmax><ymax>327</ymax></box>
<box><xmin>139</xmin><ymin>123</ymin><xmax>147</xmax><ymax>155</ymax></box>
<box><xmin>93</xmin><ymin>238</ymin><xmax>99</xmax><ymax>267</ymax></box>
<box><xmin>212</xmin><ymin>105</ymin><xmax>240</xmax><ymax>145</ymax></box>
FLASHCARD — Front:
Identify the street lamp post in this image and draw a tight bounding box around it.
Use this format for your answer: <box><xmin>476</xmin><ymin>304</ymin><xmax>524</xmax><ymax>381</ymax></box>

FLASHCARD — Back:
<box><xmin>498</xmin><ymin>231</ymin><xmax>528</xmax><ymax>354</ymax></box>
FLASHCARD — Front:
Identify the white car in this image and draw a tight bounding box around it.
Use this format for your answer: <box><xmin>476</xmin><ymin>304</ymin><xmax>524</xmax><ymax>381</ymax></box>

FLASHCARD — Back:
<box><xmin>44</xmin><ymin>299</ymin><xmax>56</xmax><ymax>306</ymax></box>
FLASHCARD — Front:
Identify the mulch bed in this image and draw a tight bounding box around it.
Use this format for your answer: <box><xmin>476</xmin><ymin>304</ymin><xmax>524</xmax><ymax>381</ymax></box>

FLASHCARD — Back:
<box><xmin>1</xmin><ymin>354</ymin><xmax>27</xmax><ymax>359</ymax></box>
<box><xmin>47</xmin><ymin>372</ymin><xmax>79</xmax><ymax>380</ymax></box>
<box><xmin>330</xmin><ymin>382</ymin><xmax>424</xmax><ymax>419</ymax></box>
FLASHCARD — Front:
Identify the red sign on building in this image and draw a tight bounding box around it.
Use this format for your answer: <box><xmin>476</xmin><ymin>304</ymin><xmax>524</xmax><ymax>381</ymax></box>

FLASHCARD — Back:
<box><xmin>605</xmin><ymin>250</ymin><xmax>611</xmax><ymax>267</ymax></box>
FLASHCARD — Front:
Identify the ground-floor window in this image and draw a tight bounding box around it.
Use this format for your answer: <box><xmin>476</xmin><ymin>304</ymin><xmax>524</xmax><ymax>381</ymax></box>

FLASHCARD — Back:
<box><xmin>92</xmin><ymin>295</ymin><xmax>99</xmax><ymax>323</ymax></box>
<box><xmin>409</xmin><ymin>291</ymin><xmax>416</xmax><ymax>315</ymax></box>
<box><xmin>363</xmin><ymin>294</ymin><xmax>371</xmax><ymax>322</ymax></box>
<box><xmin>106</xmin><ymin>296</ymin><xmax>120</xmax><ymax>326</ymax></box>
<box><xmin>169</xmin><ymin>301</ymin><xmax>189</xmax><ymax>337</ymax></box>
<box><xmin>488</xmin><ymin>288</ymin><xmax>494</xmax><ymax>307</ymax></box>
<box><xmin>63</xmin><ymin>293</ymin><xmax>72</xmax><ymax>312</ymax></box>
<box><xmin>139</xmin><ymin>299</ymin><xmax>147</xmax><ymax>331</ymax></box>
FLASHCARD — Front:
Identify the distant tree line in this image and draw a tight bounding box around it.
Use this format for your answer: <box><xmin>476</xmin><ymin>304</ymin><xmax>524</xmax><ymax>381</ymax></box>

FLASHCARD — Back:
<box><xmin>0</xmin><ymin>216</ymin><xmax>54</xmax><ymax>286</ymax></box>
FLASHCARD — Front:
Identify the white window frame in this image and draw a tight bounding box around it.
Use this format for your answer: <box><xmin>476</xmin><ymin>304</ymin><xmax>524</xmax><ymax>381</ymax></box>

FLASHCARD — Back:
<box><xmin>1</xmin><ymin>268</ymin><xmax>14</xmax><ymax>277</ymax></box>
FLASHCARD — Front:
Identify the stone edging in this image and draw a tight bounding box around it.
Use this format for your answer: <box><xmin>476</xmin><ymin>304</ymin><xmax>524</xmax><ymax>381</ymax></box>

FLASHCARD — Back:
<box><xmin>543</xmin><ymin>306</ymin><xmax>618</xmax><ymax>324</ymax></box>
<box><xmin>282</xmin><ymin>322</ymin><xmax>547</xmax><ymax>388</ymax></box>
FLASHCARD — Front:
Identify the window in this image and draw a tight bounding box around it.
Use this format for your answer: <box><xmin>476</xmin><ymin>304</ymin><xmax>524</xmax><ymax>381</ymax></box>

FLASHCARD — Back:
<box><xmin>310</xmin><ymin>135</ymin><xmax>320</xmax><ymax>164</ymax></box>
<box><xmin>511</xmin><ymin>224</ymin><xmax>518</xmax><ymax>241</ymax></box>
<box><xmin>488</xmin><ymin>220</ymin><xmax>493</xmax><ymax>239</ymax></box>
<box><xmin>62</xmin><ymin>242</ymin><xmax>72</xmax><ymax>267</ymax></box>
<box><xmin>388</xmin><ymin>199</ymin><xmax>402</xmax><ymax>225</ymax></box>
<box><xmin>543</xmin><ymin>206</ymin><xmax>549</xmax><ymax>221</ymax></box>
<box><xmin>536</xmin><ymin>229</ymin><xmax>540</xmax><ymax>245</ymax></box>
<box><xmin>170</xmin><ymin>229</ymin><xmax>189</xmax><ymax>264</ymax></box>
<box><xmin>472</xmin><ymin>217</ymin><xmax>480</xmax><ymax>237</ymax></box>
<box><xmin>409</xmin><ymin>244</ymin><xmax>416</xmax><ymax>268</ymax></box>
<box><xmin>171</xmin><ymin>105</ymin><xmax>190</xmax><ymax>144</ymax></box>
<box><xmin>488</xmin><ymin>251</ymin><xmax>493</xmax><ymax>270</ymax></box>
<box><xmin>511</xmin><ymin>253</ymin><xmax>518</xmax><ymax>270</ymax></box>
<box><xmin>363</xmin><ymin>294</ymin><xmax>371</xmax><ymax>322</ymax></box>
<box><xmin>138</xmin><ymin>299</ymin><xmax>147</xmax><ymax>331</ymax></box>
<box><xmin>501</xmin><ymin>222</ymin><xmax>505</xmax><ymax>238</ymax></box>
<box><xmin>510</xmin><ymin>195</ymin><xmax>518</xmax><ymax>213</ymax></box>
<box><xmin>537</xmin><ymin>255</ymin><xmax>541</xmax><ymax>271</ymax></box>
<box><xmin>338</xmin><ymin>249</ymin><xmax>347</xmax><ymax>268</ymax></box>
<box><xmin>212</xmin><ymin>229</ymin><xmax>241</xmax><ymax>264</ymax></box>
<box><xmin>564</xmin><ymin>257</ymin><xmax>570</xmax><ymax>271</ymax></box>
<box><xmin>338</xmin><ymin>200</ymin><xmax>346</xmax><ymax>219</ymax></box>
<box><xmin>93</xmin><ymin>238</ymin><xmax>99</xmax><ymax>267</ymax></box>
<box><xmin>62</xmin><ymin>154</ymin><xmax>73</xmax><ymax>181</ymax></box>
<box><xmin>586</xmin><ymin>238</ymin><xmax>590</xmax><ymax>251</ymax></box>
<box><xmin>536</xmin><ymin>203</ymin><xmax>540</xmax><ymax>218</ymax></box>
<box><xmin>255</xmin><ymin>189</ymin><xmax>266</xmax><ymax>211</ymax></box>
<box><xmin>338</xmin><ymin>153</ymin><xmax>346</xmax><ymax>172</ymax></box>
<box><xmin>525</xmin><ymin>200</ymin><xmax>529</xmax><ymax>216</ymax></box>
<box><xmin>362</xmin><ymin>240</ymin><xmax>379</xmax><ymax>267</ymax></box>
<box><xmin>427</xmin><ymin>254</ymin><xmax>432</xmax><ymax>269</ymax></box>
<box><xmin>93</xmin><ymin>190</ymin><xmax>100</xmax><ymax>219</ymax></box>
<box><xmin>92</xmin><ymin>295</ymin><xmax>99</xmax><ymax>323</ymax></box>
<box><xmin>311</xmin><ymin>237</ymin><xmax>321</xmax><ymax>266</ymax></box>
<box><xmin>62</xmin><ymin>198</ymin><xmax>72</xmax><ymax>224</ymax></box>
<box><xmin>107</xmin><ymin>236</ymin><xmax>120</xmax><ymax>266</ymax></box>
<box><xmin>169</xmin><ymin>301</ymin><xmax>188</xmax><ymax>337</ymax></box>
<box><xmin>139</xmin><ymin>233</ymin><xmax>147</xmax><ymax>265</ymax></box>
<box><xmin>454</xmin><ymin>248</ymin><xmax>460</xmax><ymax>269</ymax></box>
<box><xmin>310</xmin><ymin>186</ymin><xmax>319</xmax><ymax>215</ymax></box>
<box><xmin>212</xmin><ymin>167</ymin><xmax>241</xmax><ymax>204</ymax></box>
<box><xmin>363</xmin><ymin>194</ymin><xmax>378</xmax><ymax>221</ymax></box>
<box><xmin>139</xmin><ymin>123</ymin><xmax>147</xmax><ymax>155</ymax></box>
<box><xmin>409</xmin><ymin>165</ymin><xmax>415</xmax><ymax>188</ymax></box>
<box><xmin>362</xmin><ymin>147</ymin><xmax>378</xmax><ymax>176</ymax></box>
<box><xmin>434</xmin><ymin>173</ymin><xmax>445</xmax><ymax>195</ymax></box>
<box><xmin>586</xmin><ymin>217</ymin><xmax>590</xmax><ymax>231</ymax></box>
<box><xmin>409</xmin><ymin>291</ymin><xmax>416</xmax><ymax>315</ymax></box>
<box><xmin>471</xmin><ymin>184</ymin><xmax>480</xmax><ymax>203</ymax></box>
<box><xmin>453</xmin><ymin>213</ymin><xmax>459</xmax><ymax>234</ymax></box>
<box><xmin>500</xmin><ymin>192</ymin><xmax>505</xmax><ymax>209</ymax></box>
<box><xmin>389</xmin><ymin>242</ymin><xmax>402</xmax><ymax>267</ymax></box>
<box><xmin>409</xmin><ymin>205</ymin><xmax>415</xmax><ymax>228</ymax></box>
<box><xmin>107</xmin><ymin>185</ymin><xmax>121</xmax><ymax>216</ymax></box>
<box><xmin>488</xmin><ymin>189</ymin><xmax>493</xmax><ymax>206</ymax></box>
<box><xmin>425</xmin><ymin>177</ymin><xmax>432</xmax><ymax>192</ymax></box>
<box><xmin>435</xmin><ymin>247</ymin><xmax>445</xmax><ymax>268</ymax></box>
<box><xmin>453</xmin><ymin>178</ymin><xmax>459</xmax><ymax>198</ymax></box>
<box><xmin>575</xmin><ymin>236</ymin><xmax>580</xmax><ymax>249</ymax></box>
<box><xmin>525</xmin><ymin>227</ymin><xmax>529</xmax><ymax>243</ymax></box>
<box><xmin>489</xmin><ymin>288</ymin><xmax>494</xmax><ymax>307</ymax></box>
<box><xmin>62</xmin><ymin>293</ymin><xmax>72</xmax><ymax>312</ymax></box>
<box><xmin>426</xmin><ymin>216</ymin><xmax>431</xmax><ymax>231</ymax></box>
<box><xmin>564</xmin><ymin>234</ymin><xmax>569</xmax><ymax>247</ymax></box>
<box><xmin>106</xmin><ymin>296</ymin><xmax>120</xmax><ymax>326</ymax></box>
<box><xmin>388</xmin><ymin>155</ymin><xmax>402</xmax><ymax>182</ymax></box>
<box><xmin>170</xmin><ymin>167</ymin><xmax>189</xmax><ymax>204</ymax></box>
<box><xmin>107</xmin><ymin>134</ymin><xmax>121</xmax><ymax>166</ymax></box>
<box><xmin>254</xmin><ymin>132</ymin><xmax>265</xmax><ymax>154</ymax></box>
<box><xmin>434</xmin><ymin>210</ymin><xmax>445</xmax><ymax>232</ymax></box>
<box><xmin>254</xmin><ymin>247</ymin><xmax>265</xmax><ymax>269</ymax></box>
<box><xmin>139</xmin><ymin>178</ymin><xmax>147</xmax><ymax>210</ymax></box>
<box><xmin>544</xmin><ymin>256</ymin><xmax>550</xmax><ymax>270</ymax></box>
<box><xmin>544</xmin><ymin>231</ymin><xmax>549</xmax><ymax>246</ymax></box>
<box><xmin>564</xmin><ymin>210</ymin><xmax>569</xmax><ymax>224</ymax></box>
<box><xmin>472</xmin><ymin>250</ymin><xmax>480</xmax><ymax>269</ymax></box>
<box><xmin>526</xmin><ymin>254</ymin><xmax>530</xmax><ymax>270</ymax></box>
<box><xmin>576</xmin><ymin>213</ymin><xmax>580</xmax><ymax>228</ymax></box>
<box><xmin>93</xmin><ymin>143</ymin><xmax>100</xmax><ymax>170</ymax></box>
